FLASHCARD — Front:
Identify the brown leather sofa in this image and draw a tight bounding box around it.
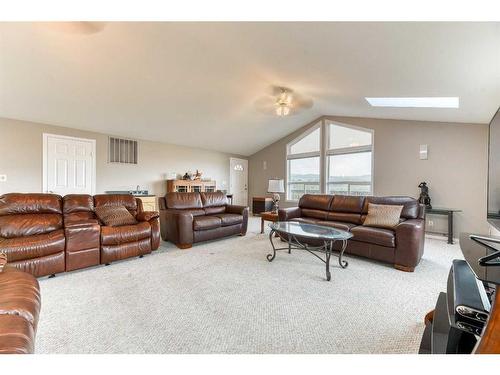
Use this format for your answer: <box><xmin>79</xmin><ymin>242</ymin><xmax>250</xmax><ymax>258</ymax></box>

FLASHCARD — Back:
<box><xmin>159</xmin><ymin>192</ymin><xmax>249</xmax><ymax>248</ymax></box>
<box><xmin>279</xmin><ymin>194</ymin><xmax>425</xmax><ymax>271</ymax></box>
<box><xmin>0</xmin><ymin>264</ymin><xmax>41</xmax><ymax>354</ymax></box>
<box><xmin>0</xmin><ymin>193</ymin><xmax>160</xmax><ymax>277</ymax></box>
<box><xmin>0</xmin><ymin>193</ymin><xmax>66</xmax><ymax>277</ymax></box>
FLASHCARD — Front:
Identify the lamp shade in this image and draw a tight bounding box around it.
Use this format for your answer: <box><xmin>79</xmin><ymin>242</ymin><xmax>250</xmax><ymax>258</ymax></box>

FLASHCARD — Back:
<box><xmin>268</xmin><ymin>179</ymin><xmax>285</xmax><ymax>193</ymax></box>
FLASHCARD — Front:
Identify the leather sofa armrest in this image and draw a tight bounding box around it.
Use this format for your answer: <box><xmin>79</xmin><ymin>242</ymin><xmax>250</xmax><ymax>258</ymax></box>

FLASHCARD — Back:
<box><xmin>279</xmin><ymin>207</ymin><xmax>301</xmax><ymax>221</ymax></box>
<box><xmin>225</xmin><ymin>205</ymin><xmax>248</xmax><ymax>215</ymax></box>
<box><xmin>162</xmin><ymin>209</ymin><xmax>194</xmax><ymax>246</ymax></box>
<box><xmin>64</xmin><ymin>219</ymin><xmax>100</xmax><ymax>229</ymax></box>
<box><xmin>226</xmin><ymin>205</ymin><xmax>249</xmax><ymax>235</ymax></box>
<box><xmin>136</xmin><ymin>211</ymin><xmax>160</xmax><ymax>222</ymax></box>
<box><xmin>394</xmin><ymin>218</ymin><xmax>425</xmax><ymax>271</ymax></box>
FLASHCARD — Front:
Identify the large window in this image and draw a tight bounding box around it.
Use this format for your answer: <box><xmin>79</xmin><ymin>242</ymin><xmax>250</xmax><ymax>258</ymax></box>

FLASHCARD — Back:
<box><xmin>286</xmin><ymin>120</ymin><xmax>373</xmax><ymax>200</ymax></box>
<box><xmin>286</xmin><ymin>126</ymin><xmax>321</xmax><ymax>200</ymax></box>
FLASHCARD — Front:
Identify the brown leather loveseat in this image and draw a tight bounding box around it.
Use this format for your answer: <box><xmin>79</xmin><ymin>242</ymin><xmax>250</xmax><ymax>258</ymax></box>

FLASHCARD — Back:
<box><xmin>0</xmin><ymin>193</ymin><xmax>160</xmax><ymax>277</ymax></box>
<box><xmin>159</xmin><ymin>192</ymin><xmax>249</xmax><ymax>248</ymax></box>
<box><xmin>279</xmin><ymin>194</ymin><xmax>425</xmax><ymax>271</ymax></box>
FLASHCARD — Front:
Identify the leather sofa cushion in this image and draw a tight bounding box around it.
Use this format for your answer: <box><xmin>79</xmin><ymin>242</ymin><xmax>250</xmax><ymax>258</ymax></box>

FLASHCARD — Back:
<box><xmin>362</xmin><ymin>196</ymin><xmax>418</xmax><ymax>219</ymax></box>
<box><xmin>95</xmin><ymin>206</ymin><xmax>138</xmax><ymax>227</ymax></box>
<box><xmin>101</xmin><ymin>221</ymin><xmax>151</xmax><ymax>246</ymax></box>
<box><xmin>201</xmin><ymin>192</ymin><xmax>227</xmax><ymax>207</ymax></box>
<box><xmin>0</xmin><ymin>314</ymin><xmax>35</xmax><ymax>354</ymax></box>
<box><xmin>205</xmin><ymin>206</ymin><xmax>226</xmax><ymax>215</ymax></box>
<box><xmin>63</xmin><ymin>194</ymin><xmax>94</xmax><ymax>214</ymax></box>
<box><xmin>94</xmin><ymin>194</ymin><xmax>138</xmax><ymax>216</ymax></box>
<box><xmin>0</xmin><ymin>214</ymin><xmax>63</xmax><ymax>238</ymax></box>
<box><xmin>301</xmin><ymin>208</ymin><xmax>328</xmax><ymax>220</ymax></box>
<box><xmin>350</xmin><ymin>226</ymin><xmax>395</xmax><ymax>248</ymax></box>
<box><xmin>0</xmin><ymin>268</ymin><xmax>41</xmax><ymax>329</ymax></box>
<box><xmin>331</xmin><ymin>195</ymin><xmax>365</xmax><ymax>213</ymax></box>
<box><xmin>215</xmin><ymin>213</ymin><xmax>243</xmax><ymax>226</ymax></box>
<box><xmin>0</xmin><ymin>193</ymin><xmax>62</xmax><ymax>215</ymax></box>
<box><xmin>326</xmin><ymin>212</ymin><xmax>362</xmax><ymax>225</ymax></box>
<box><xmin>193</xmin><ymin>216</ymin><xmax>222</xmax><ymax>231</ymax></box>
<box><xmin>298</xmin><ymin>194</ymin><xmax>334</xmax><ymax>211</ymax></box>
<box><xmin>166</xmin><ymin>192</ymin><xmax>203</xmax><ymax>210</ymax></box>
<box><xmin>317</xmin><ymin>221</ymin><xmax>356</xmax><ymax>232</ymax></box>
<box><xmin>0</xmin><ymin>230</ymin><xmax>66</xmax><ymax>261</ymax></box>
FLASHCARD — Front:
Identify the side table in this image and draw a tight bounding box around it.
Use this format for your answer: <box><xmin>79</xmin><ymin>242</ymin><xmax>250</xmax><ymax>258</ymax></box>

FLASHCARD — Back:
<box><xmin>260</xmin><ymin>211</ymin><xmax>279</xmax><ymax>234</ymax></box>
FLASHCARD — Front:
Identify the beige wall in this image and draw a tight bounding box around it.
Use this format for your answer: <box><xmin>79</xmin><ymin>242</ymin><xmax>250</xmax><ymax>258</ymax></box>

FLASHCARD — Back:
<box><xmin>248</xmin><ymin>116</ymin><xmax>489</xmax><ymax>236</ymax></box>
<box><xmin>0</xmin><ymin>117</ymin><xmax>243</xmax><ymax>196</ymax></box>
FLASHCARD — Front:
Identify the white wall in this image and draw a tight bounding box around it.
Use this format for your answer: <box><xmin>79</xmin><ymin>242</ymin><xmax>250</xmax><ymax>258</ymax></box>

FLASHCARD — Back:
<box><xmin>0</xmin><ymin>117</ymin><xmax>244</xmax><ymax>196</ymax></box>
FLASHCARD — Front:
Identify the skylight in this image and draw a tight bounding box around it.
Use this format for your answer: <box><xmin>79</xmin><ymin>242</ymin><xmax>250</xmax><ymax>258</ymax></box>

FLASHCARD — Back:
<box><xmin>365</xmin><ymin>97</ymin><xmax>459</xmax><ymax>108</ymax></box>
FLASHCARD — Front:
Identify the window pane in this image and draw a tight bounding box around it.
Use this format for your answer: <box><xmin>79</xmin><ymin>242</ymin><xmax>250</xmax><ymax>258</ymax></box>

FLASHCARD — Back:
<box><xmin>327</xmin><ymin>152</ymin><xmax>372</xmax><ymax>196</ymax></box>
<box><xmin>328</xmin><ymin>123</ymin><xmax>372</xmax><ymax>150</ymax></box>
<box><xmin>289</xmin><ymin>127</ymin><xmax>320</xmax><ymax>154</ymax></box>
<box><xmin>287</xmin><ymin>156</ymin><xmax>320</xmax><ymax>200</ymax></box>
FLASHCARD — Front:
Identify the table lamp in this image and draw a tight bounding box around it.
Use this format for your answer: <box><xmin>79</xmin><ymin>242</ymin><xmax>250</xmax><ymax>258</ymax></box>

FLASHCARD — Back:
<box><xmin>268</xmin><ymin>179</ymin><xmax>285</xmax><ymax>213</ymax></box>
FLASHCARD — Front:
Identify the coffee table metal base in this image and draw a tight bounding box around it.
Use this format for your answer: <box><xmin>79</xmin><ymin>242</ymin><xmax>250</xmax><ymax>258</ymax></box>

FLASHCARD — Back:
<box><xmin>267</xmin><ymin>229</ymin><xmax>348</xmax><ymax>281</ymax></box>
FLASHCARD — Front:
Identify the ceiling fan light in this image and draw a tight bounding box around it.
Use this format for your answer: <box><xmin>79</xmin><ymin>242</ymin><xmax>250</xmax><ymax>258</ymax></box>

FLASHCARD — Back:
<box><xmin>276</xmin><ymin>104</ymin><xmax>290</xmax><ymax>117</ymax></box>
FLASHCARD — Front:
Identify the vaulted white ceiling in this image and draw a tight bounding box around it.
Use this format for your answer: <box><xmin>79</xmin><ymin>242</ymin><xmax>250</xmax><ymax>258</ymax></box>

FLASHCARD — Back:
<box><xmin>0</xmin><ymin>22</ymin><xmax>499</xmax><ymax>155</ymax></box>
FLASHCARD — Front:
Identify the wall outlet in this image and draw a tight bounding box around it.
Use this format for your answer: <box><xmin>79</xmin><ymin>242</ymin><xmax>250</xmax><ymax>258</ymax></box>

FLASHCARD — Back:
<box><xmin>263</xmin><ymin>161</ymin><xmax>267</xmax><ymax>170</ymax></box>
<box><xmin>0</xmin><ymin>175</ymin><xmax>7</xmax><ymax>182</ymax></box>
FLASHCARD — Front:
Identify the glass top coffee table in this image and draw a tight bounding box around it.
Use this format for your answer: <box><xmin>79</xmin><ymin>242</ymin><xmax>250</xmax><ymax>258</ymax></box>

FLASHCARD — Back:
<box><xmin>267</xmin><ymin>221</ymin><xmax>353</xmax><ymax>281</ymax></box>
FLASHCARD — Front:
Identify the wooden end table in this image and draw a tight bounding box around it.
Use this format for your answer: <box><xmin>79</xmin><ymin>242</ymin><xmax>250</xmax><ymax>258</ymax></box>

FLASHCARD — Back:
<box><xmin>260</xmin><ymin>211</ymin><xmax>279</xmax><ymax>234</ymax></box>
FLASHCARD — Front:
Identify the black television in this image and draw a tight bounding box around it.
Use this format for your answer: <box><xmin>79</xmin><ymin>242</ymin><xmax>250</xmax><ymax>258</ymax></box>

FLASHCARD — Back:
<box><xmin>487</xmin><ymin>107</ymin><xmax>500</xmax><ymax>230</ymax></box>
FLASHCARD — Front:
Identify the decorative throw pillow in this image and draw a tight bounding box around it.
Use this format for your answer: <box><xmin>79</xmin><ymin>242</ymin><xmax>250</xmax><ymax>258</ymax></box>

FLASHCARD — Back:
<box><xmin>363</xmin><ymin>203</ymin><xmax>403</xmax><ymax>229</ymax></box>
<box><xmin>95</xmin><ymin>206</ymin><xmax>138</xmax><ymax>227</ymax></box>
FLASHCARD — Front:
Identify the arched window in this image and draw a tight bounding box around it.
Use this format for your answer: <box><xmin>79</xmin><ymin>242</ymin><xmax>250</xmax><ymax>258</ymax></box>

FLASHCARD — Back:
<box><xmin>286</xmin><ymin>119</ymin><xmax>373</xmax><ymax>200</ymax></box>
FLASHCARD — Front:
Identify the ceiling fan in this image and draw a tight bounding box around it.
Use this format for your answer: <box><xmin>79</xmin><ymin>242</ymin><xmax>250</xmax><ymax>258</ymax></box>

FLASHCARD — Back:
<box><xmin>255</xmin><ymin>86</ymin><xmax>313</xmax><ymax>117</ymax></box>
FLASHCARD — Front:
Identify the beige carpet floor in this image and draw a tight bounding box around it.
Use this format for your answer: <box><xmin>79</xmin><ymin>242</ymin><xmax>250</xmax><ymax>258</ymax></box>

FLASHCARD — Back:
<box><xmin>36</xmin><ymin>217</ymin><xmax>462</xmax><ymax>353</ymax></box>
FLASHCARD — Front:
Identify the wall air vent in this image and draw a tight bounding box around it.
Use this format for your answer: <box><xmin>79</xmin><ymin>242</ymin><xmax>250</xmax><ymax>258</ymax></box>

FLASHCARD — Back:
<box><xmin>108</xmin><ymin>137</ymin><xmax>138</xmax><ymax>164</ymax></box>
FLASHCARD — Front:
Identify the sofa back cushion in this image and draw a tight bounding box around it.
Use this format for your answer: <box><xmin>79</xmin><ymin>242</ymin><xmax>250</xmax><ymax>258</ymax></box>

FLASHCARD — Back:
<box><xmin>0</xmin><ymin>214</ymin><xmax>63</xmax><ymax>238</ymax></box>
<box><xmin>326</xmin><ymin>195</ymin><xmax>365</xmax><ymax>224</ymax></box>
<box><xmin>200</xmin><ymin>192</ymin><xmax>227</xmax><ymax>207</ymax></box>
<box><xmin>362</xmin><ymin>196</ymin><xmax>418</xmax><ymax>220</ymax></box>
<box><xmin>0</xmin><ymin>193</ymin><xmax>63</xmax><ymax>238</ymax></box>
<box><xmin>0</xmin><ymin>193</ymin><xmax>62</xmax><ymax>216</ymax></box>
<box><xmin>298</xmin><ymin>195</ymin><xmax>334</xmax><ymax>211</ymax></box>
<box><xmin>94</xmin><ymin>194</ymin><xmax>138</xmax><ymax>217</ymax></box>
<box><xmin>63</xmin><ymin>194</ymin><xmax>95</xmax><ymax>222</ymax></box>
<box><xmin>165</xmin><ymin>192</ymin><xmax>203</xmax><ymax>210</ymax></box>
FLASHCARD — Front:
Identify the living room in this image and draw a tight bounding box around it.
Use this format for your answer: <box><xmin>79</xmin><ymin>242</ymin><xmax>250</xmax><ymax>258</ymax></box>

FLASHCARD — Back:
<box><xmin>1</xmin><ymin>1</ymin><xmax>500</xmax><ymax>373</ymax></box>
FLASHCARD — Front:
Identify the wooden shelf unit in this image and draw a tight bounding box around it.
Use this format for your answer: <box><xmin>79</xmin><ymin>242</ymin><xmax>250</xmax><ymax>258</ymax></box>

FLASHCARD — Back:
<box><xmin>167</xmin><ymin>179</ymin><xmax>217</xmax><ymax>193</ymax></box>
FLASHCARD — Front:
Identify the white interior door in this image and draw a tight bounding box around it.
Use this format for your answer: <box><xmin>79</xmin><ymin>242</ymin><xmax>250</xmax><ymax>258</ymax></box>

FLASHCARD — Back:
<box><xmin>43</xmin><ymin>134</ymin><xmax>96</xmax><ymax>195</ymax></box>
<box><xmin>229</xmin><ymin>157</ymin><xmax>248</xmax><ymax>206</ymax></box>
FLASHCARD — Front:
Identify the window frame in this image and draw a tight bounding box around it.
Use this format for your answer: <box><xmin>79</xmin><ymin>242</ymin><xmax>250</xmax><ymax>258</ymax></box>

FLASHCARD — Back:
<box><xmin>286</xmin><ymin>119</ymin><xmax>374</xmax><ymax>202</ymax></box>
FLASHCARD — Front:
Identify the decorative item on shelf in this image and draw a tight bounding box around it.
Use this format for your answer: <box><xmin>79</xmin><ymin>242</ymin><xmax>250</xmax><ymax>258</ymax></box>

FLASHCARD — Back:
<box><xmin>268</xmin><ymin>178</ymin><xmax>285</xmax><ymax>213</ymax></box>
<box><xmin>193</xmin><ymin>169</ymin><xmax>202</xmax><ymax>180</ymax></box>
<box><xmin>182</xmin><ymin>172</ymin><xmax>192</xmax><ymax>180</ymax></box>
<box><xmin>418</xmin><ymin>181</ymin><xmax>432</xmax><ymax>209</ymax></box>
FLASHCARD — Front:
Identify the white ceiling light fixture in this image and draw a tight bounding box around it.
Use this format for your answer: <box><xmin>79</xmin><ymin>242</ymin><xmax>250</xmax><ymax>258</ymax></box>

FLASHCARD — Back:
<box><xmin>275</xmin><ymin>89</ymin><xmax>292</xmax><ymax>117</ymax></box>
<box><xmin>365</xmin><ymin>97</ymin><xmax>460</xmax><ymax>108</ymax></box>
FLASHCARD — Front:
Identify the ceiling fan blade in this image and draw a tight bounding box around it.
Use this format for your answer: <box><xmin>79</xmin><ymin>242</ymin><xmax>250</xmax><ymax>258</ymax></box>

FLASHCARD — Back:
<box><xmin>42</xmin><ymin>22</ymin><xmax>107</xmax><ymax>35</ymax></box>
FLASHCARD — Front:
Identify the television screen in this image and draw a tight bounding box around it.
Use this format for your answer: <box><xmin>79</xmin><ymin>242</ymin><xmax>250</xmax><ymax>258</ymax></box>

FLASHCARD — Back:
<box><xmin>487</xmin><ymin>107</ymin><xmax>500</xmax><ymax>230</ymax></box>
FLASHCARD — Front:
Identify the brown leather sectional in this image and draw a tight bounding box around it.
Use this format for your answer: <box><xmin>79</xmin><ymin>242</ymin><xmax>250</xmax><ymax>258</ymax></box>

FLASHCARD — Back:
<box><xmin>0</xmin><ymin>193</ymin><xmax>160</xmax><ymax>277</ymax></box>
<box><xmin>159</xmin><ymin>192</ymin><xmax>249</xmax><ymax>248</ymax></box>
<box><xmin>0</xmin><ymin>267</ymin><xmax>41</xmax><ymax>354</ymax></box>
<box><xmin>279</xmin><ymin>194</ymin><xmax>425</xmax><ymax>271</ymax></box>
